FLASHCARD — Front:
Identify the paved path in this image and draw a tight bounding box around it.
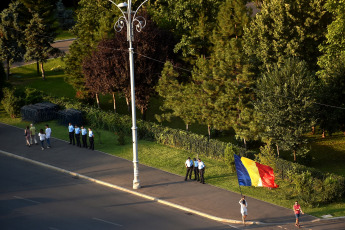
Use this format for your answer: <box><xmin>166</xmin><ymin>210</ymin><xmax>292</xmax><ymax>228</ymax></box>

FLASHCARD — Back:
<box><xmin>0</xmin><ymin>123</ymin><xmax>320</xmax><ymax>226</ymax></box>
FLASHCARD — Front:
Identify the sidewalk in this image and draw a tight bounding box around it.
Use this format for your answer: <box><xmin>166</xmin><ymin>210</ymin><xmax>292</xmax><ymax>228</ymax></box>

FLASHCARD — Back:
<box><xmin>0</xmin><ymin>122</ymin><xmax>316</xmax><ymax>225</ymax></box>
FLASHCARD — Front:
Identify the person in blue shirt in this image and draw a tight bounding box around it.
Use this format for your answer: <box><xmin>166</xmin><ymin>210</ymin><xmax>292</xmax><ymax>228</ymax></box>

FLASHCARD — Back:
<box><xmin>193</xmin><ymin>158</ymin><xmax>199</xmax><ymax>181</ymax></box>
<box><xmin>68</xmin><ymin>123</ymin><xmax>75</xmax><ymax>145</ymax></box>
<box><xmin>75</xmin><ymin>125</ymin><xmax>81</xmax><ymax>147</ymax></box>
<box><xmin>81</xmin><ymin>125</ymin><xmax>88</xmax><ymax>148</ymax></box>
<box><xmin>88</xmin><ymin>128</ymin><xmax>94</xmax><ymax>150</ymax></box>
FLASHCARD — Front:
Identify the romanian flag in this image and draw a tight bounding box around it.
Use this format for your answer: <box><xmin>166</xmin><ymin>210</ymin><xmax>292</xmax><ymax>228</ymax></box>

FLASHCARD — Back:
<box><xmin>234</xmin><ymin>155</ymin><xmax>278</xmax><ymax>188</ymax></box>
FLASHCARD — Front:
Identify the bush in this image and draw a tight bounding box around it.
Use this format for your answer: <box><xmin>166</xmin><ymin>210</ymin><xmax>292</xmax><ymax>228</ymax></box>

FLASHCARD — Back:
<box><xmin>1</xmin><ymin>87</ymin><xmax>24</xmax><ymax>118</ymax></box>
<box><xmin>224</xmin><ymin>144</ymin><xmax>237</xmax><ymax>173</ymax></box>
<box><xmin>24</xmin><ymin>88</ymin><xmax>43</xmax><ymax>105</ymax></box>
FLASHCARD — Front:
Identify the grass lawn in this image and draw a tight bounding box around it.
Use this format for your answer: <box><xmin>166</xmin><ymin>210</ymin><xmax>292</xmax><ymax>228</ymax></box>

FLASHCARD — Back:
<box><xmin>55</xmin><ymin>29</ymin><xmax>75</xmax><ymax>41</ymax></box>
<box><xmin>1</xmin><ymin>106</ymin><xmax>344</xmax><ymax>218</ymax></box>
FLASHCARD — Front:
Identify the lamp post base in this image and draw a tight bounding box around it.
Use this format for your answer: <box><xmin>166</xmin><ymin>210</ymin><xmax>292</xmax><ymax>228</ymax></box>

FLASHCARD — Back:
<box><xmin>133</xmin><ymin>180</ymin><xmax>141</xmax><ymax>189</ymax></box>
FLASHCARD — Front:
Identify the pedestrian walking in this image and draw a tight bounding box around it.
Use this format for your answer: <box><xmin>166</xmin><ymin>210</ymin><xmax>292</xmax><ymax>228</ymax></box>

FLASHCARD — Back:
<box><xmin>193</xmin><ymin>158</ymin><xmax>199</xmax><ymax>181</ymax></box>
<box><xmin>81</xmin><ymin>125</ymin><xmax>88</xmax><ymax>148</ymax></box>
<box><xmin>239</xmin><ymin>196</ymin><xmax>248</xmax><ymax>225</ymax></box>
<box><xmin>38</xmin><ymin>129</ymin><xmax>46</xmax><ymax>150</ymax></box>
<box><xmin>198</xmin><ymin>158</ymin><xmax>206</xmax><ymax>184</ymax></box>
<box><xmin>45</xmin><ymin>124</ymin><xmax>51</xmax><ymax>148</ymax></box>
<box><xmin>68</xmin><ymin>122</ymin><xmax>75</xmax><ymax>145</ymax></box>
<box><xmin>88</xmin><ymin>128</ymin><xmax>94</xmax><ymax>150</ymax></box>
<box><xmin>29</xmin><ymin>124</ymin><xmax>37</xmax><ymax>145</ymax></box>
<box><xmin>293</xmin><ymin>201</ymin><xmax>304</xmax><ymax>228</ymax></box>
<box><xmin>75</xmin><ymin>125</ymin><xmax>81</xmax><ymax>147</ymax></box>
<box><xmin>24</xmin><ymin>126</ymin><xmax>31</xmax><ymax>147</ymax></box>
<box><xmin>184</xmin><ymin>157</ymin><xmax>193</xmax><ymax>181</ymax></box>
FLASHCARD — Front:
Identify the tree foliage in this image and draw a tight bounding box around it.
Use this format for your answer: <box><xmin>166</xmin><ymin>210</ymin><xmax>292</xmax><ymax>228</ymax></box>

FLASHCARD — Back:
<box><xmin>24</xmin><ymin>13</ymin><xmax>61</xmax><ymax>80</ymax></box>
<box><xmin>255</xmin><ymin>58</ymin><xmax>317</xmax><ymax>161</ymax></box>
<box><xmin>0</xmin><ymin>1</ymin><xmax>26</xmax><ymax>80</ymax></box>
<box><xmin>244</xmin><ymin>0</ymin><xmax>331</xmax><ymax>72</ymax></box>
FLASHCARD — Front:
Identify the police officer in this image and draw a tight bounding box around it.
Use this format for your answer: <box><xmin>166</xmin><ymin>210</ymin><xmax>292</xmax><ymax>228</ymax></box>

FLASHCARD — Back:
<box><xmin>68</xmin><ymin>123</ymin><xmax>75</xmax><ymax>145</ymax></box>
<box><xmin>75</xmin><ymin>125</ymin><xmax>81</xmax><ymax>147</ymax></box>
<box><xmin>198</xmin><ymin>158</ymin><xmax>206</xmax><ymax>184</ymax></box>
<box><xmin>88</xmin><ymin>128</ymin><xmax>94</xmax><ymax>150</ymax></box>
<box><xmin>184</xmin><ymin>157</ymin><xmax>193</xmax><ymax>181</ymax></box>
<box><xmin>193</xmin><ymin>158</ymin><xmax>199</xmax><ymax>181</ymax></box>
<box><xmin>81</xmin><ymin>126</ymin><xmax>88</xmax><ymax>148</ymax></box>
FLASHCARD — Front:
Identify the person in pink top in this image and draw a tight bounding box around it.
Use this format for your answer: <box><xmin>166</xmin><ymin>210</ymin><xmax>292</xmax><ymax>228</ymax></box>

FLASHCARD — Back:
<box><xmin>293</xmin><ymin>201</ymin><xmax>304</xmax><ymax>228</ymax></box>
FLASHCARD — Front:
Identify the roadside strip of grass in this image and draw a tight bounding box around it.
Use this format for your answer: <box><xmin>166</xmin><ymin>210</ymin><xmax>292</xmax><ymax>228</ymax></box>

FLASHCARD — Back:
<box><xmin>1</xmin><ymin>107</ymin><xmax>344</xmax><ymax>218</ymax></box>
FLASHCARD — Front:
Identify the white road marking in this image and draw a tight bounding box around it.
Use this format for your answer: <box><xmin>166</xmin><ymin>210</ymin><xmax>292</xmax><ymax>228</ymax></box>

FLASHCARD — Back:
<box><xmin>93</xmin><ymin>218</ymin><xmax>123</xmax><ymax>227</ymax></box>
<box><xmin>228</xmin><ymin>224</ymin><xmax>241</xmax><ymax>229</ymax></box>
<box><xmin>13</xmin><ymin>196</ymin><xmax>41</xmax><ymax>204</ymax></box>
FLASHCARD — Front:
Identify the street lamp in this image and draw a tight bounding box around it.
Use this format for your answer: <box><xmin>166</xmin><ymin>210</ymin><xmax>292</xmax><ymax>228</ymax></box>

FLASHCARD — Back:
<box><xmin>107</xmin><ymin>0</ymin><xmax>148</xmax><ymax>189</ymax></box>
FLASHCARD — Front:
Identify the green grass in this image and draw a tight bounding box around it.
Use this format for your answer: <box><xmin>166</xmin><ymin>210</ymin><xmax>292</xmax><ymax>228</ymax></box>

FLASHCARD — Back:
<box><xmin>55</xmin><ymin>29</ymin><xmax>75</xmax><ymax>41</ymax></box>
<box><xmin>10</xmin><ymin>58</ymin><xmax>76</xmax><ymax>98</ymax></box>
<box><xmin>1</xmin><ymin>106</ymin><xmax>344</xmax><ymax>218</ymax></box>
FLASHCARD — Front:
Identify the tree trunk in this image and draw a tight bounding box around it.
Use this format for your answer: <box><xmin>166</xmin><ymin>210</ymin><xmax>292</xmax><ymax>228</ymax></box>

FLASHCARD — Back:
<box><xmin>186</xmin><ymin>123</ymin><xmax>189</xmax><ymax>131</ymax></box>
<box><xmin>6</xmin><ymin>58</ymin><xmax>10</xmax><ymax>80</ymax></box>
<box><xmin>95</xmin><ymin>93</ymin><xmax>100</xmax><ymax>108</ymax></box>
<box><xmin>276</xmin><ymin>144</ymin><xmax>280</xmax><ymax>157</ymax></box>
<box><xmin>36</xmin><ymin>60</ymin><xmax>40</xmax><ymax>76</ymax></box>
<box><xmin>207</xmin><ymin>125</ymin><xmax>211</xmax><ymax>140</ymax></box>
<box><xmin>112</xmin><ymin>92</ymin><xmax>116</xmax><ymax>113</ymax></box>
<box><xmin>311</xmin><ymin>126</ymin><xmax>315</xmax><ymax>135</ymax></box>
<box><xmin>322</xmin><ymin>129</ymin><xmax>325</xmax><ymax>138</ymax></box>
<box><xmin>40</xmin><ymin>62</ymin><xmax>45</xmax><ymax>80</ymax></box>
<box><xmin>243</xmin><ymin>138</ymin><xmax>247</xmax><ymax>150</ymax></box>
<box><xmin>125</xmin><ymin>96</ymin><xmax>130</xmax><ymax>113</ymax></box>
<box><xmin>293</xmin><ymin>150</ymin><xmax>297</xmax><ymax>162</ymax></box>
<box><xmin>141</xmin><ymin>107</ymin><xmax>147</xmax><ymax>121</ymax></box>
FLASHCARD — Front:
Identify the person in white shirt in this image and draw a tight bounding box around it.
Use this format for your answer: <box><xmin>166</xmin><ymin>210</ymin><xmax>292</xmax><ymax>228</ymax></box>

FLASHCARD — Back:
<box><xmin>198</xmin><ymin>159</ymin><xmax>206</xmax><ymax>184</ymax></box>
<box><xmin>38</xmin><ymin>129</ymin><xmax>46</xmax><ymax>150</ymax></box>
<box><xmin>68</xmin><ymin>123</ymin><xmax>75</xmax><ymax>145</ymax></box>
<box><xmin>88</xmin><ymin>128</ymin><xmax>94</xmax><ymax>150</ymax></box>
<box><xmin>81</xmin><ymin>126</ymin><xmax>88</xmax><ymax>148</ymax></box>
<box><xmin>239</xmin><ymin>196</ymin><xmax>248</xmax><ymax>225</ymax></box>
<box><xmin>184</xmin><ymin>157</ymin><xmax>193</xmax><ymax>181</ymax></box>
<box><xmin>45</xmin><ymin>124</ymin><xmax>52</xmax><ymax>148</ymax></box>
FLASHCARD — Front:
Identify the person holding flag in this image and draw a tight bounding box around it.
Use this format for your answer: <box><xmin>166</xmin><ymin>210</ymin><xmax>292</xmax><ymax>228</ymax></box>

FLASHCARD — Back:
<box><xmin>239</xmin><ymin>196</ymin><xmax>248</xmax><ymax>225</ymax></box>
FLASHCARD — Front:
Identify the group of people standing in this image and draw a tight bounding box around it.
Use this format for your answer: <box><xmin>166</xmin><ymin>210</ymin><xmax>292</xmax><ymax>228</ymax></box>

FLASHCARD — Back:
<box><xmin>68</xmin><ymin>123</ymin><xmax>94</xmax><ymax>150</ymax></box>
<box><xmin>24</xmin><ymin>124</ymin><xmax>51</xmax><ymax>150</ymax></box>
<box><xmin>184</xmin><ymin>157</ymin><xmax>206</xmax><ymax>184</ymax></box>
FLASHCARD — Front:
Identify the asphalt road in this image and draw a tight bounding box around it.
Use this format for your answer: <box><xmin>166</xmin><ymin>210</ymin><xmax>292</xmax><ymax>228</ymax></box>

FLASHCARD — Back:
<box><xmin>0</xmin><ymin>154</ymin><xmax>233</xmax><ymax>230</ymax></box>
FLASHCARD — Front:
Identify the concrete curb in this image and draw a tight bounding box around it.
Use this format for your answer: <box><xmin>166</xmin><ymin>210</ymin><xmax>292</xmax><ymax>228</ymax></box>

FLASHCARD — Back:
<box><xmin>0</xmin><ymin>149</ymin><xmax>262</xmax><ymax>225</ymax></box>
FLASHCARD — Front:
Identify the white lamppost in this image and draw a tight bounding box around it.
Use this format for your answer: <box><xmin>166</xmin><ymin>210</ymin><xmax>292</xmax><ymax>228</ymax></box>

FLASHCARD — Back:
<box><xmin>107</xmin><ymin>0</ymin><xmax>148</xmax><ymax>189</ymax></box>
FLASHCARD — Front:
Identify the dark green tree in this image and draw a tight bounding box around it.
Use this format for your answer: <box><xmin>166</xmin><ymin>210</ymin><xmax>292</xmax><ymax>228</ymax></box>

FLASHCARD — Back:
<box><xmin>255</xmin><ymin>58</ymin><xmax>317</xmax><ymax>162</ymax></box>
<box><xmin>24</xmin><ymin>13</ymin><xmax>61</xmax><ymax>80</ymax></box>
<box><xmin>244</xmin><ymin>0</ymin><xmax>331</xmax><ymax>72</ymax></box>
<box><xmin>0</xmin><ymin>1</ymin><xmax>26</xmax><ymax>80</ymax></box>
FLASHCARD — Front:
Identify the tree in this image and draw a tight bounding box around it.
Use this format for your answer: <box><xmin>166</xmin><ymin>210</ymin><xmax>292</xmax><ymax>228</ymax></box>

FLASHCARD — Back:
<box><xmin>315</xmin><ymin>1</ymin><xmax>345</xmax><ymax>137</ymax></box>
<box><xmin>0</xmin><ymin>1</ymin><xmax>26</xmax><ymax>80</ymax></box>
<box><xmin>151</xmin><ymin>0</ymin><xmax>225</xmax><ymax>62</ymax></box>
<box><xmin>56</xmin><ymin>0</ymin><xmax>75</xmax><ymax>30</ymax></box>
<box><xmin>19</xmin><ymin>0</ymin><xmax>59</xmax><ymax>75</ymax></box>
<box><xmin>64</xmin><ymin>0</ymin><xmax>116</xmax><ymax>99</ymax></box>
<box><xmin>255</xmin><ymin>58</ymin><xmax>317</xmax><ymax>162</ymax></box>
<box><xmin>156</xmin><ymin>61</ymin><xmax>196</xmax><ymax>130</ymax></box>
<box><xmin>24</xmin><ymin>13</ymin><xmax>61</xmax><ymax>80</ymax></box>
<box><xmin>244</xmin><ymin>0</ymin><xmax>331</xmax><ymax>72</ymax></box>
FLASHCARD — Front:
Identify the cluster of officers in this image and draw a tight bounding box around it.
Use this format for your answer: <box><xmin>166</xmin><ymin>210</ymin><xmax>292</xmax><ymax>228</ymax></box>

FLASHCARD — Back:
<box><xmin>185</xmin><ymin>157</ymin><xmax>206</xmax><ymax>184</ymax></box>
<box><xmin>68</xmin><ymin>123</ymin><xmax>94</xmax><ymax>150</ymax></box>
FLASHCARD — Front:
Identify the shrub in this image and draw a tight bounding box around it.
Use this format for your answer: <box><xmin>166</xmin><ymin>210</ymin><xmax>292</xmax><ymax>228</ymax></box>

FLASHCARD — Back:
<box><xmin>1</xmin><ymin>87</ymin><xmax>24</xmax><ymax>118</ymax></box>
<box><xmin>224</xmin><ymin>144</ymin><xmax>237</xmax><ymax>173</ymax></box>
<box><xmin>24</xmin><ymin>88</ymin><xmax>43</xmax><ymax>105</ymax></box>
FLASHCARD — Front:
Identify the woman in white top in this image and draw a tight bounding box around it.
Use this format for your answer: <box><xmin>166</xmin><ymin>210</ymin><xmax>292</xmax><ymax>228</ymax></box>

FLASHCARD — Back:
<box><xmin>38</xmin><ymin>129</ymin><xmax>46</xmax><ymax>150</ymax></box>
<box><xmin>239</xmin><ymin>196</ymin><xmax>248</xmax><ymax>225</ymax></box>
